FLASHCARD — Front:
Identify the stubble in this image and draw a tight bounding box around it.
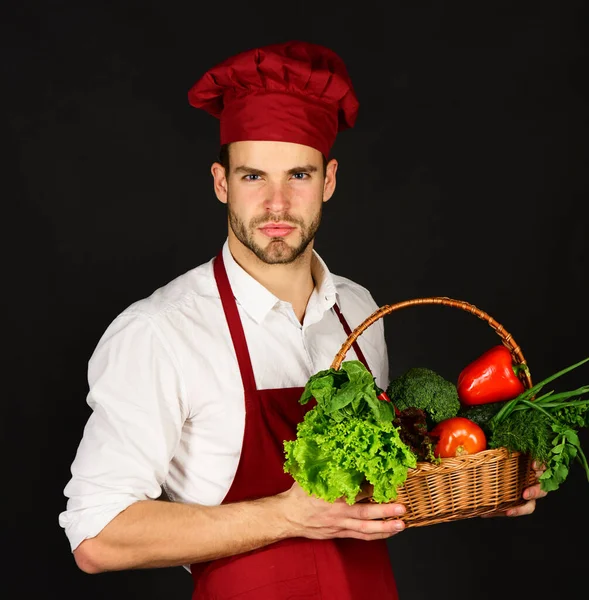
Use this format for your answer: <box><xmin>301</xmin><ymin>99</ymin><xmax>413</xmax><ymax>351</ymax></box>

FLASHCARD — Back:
<box><xmin>227</xmin><ymin>198</ymin><xmax>322</xmax><ymax>265</ymax></box>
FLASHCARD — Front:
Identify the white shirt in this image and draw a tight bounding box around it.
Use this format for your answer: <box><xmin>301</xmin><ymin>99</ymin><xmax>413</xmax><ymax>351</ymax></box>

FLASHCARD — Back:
<box><xmin>58</xmin><ymin>240</ymin><xmax>389</xmax><ymax>552</ymax></box>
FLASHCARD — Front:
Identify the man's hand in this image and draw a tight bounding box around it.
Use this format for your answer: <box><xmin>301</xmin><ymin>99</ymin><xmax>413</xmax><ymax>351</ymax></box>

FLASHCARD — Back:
<box><xmin>278</xmin><ymin>482</ymin><xmax>407</xmax><ymax>541</ymax></box>
<box><xmin>482</xmin><ymin>461</ymin><xmax>548</xmax><ymax>518</ymax></box>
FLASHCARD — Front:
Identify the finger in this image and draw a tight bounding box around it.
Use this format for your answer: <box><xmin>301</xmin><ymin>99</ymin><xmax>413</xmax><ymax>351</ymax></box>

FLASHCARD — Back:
<box><xmin>333</xmin><ymin>528</ymin><xmax>403</xmax><ymax>541</ymax></box>
<box><xmin>480</xmin><ymin>497</ymin><xmax>537</xmax><ymax>518</ymax></box>
<box><xmin>335</xmin><ymin>529</ymin><xmax>404</xmax><ymax>541</ymax></box>
<box><xmin>351</xmin><ymin>501</ymin><xmax>407</xmax><ymax>522</ymax></box>
<box><xmin>533</xmin><ymin>466</ymin><xmax>546</xmax><ymax>478</ymax></box>
<box><xmin>523</xmin><ymin>483</ymin><xmax>548</xmax><ymax>500</ymax></box>
<box><xmin>505</xmin><ymin>498</ymin><xmax>536</xmax><ymax>517</ymax></box>
<box><xmin>339</xmin><ymin>514</ymin><xmax>407</xmax><ymax>536</ymax></box>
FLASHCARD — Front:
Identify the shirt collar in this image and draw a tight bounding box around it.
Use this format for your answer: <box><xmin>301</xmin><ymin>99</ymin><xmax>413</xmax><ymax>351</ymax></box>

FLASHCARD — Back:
<box><xmin>310</xmin><ymin>249</ymin><xmax>338</xmax><ymax>311</ymax></box>
<box><xmin>220</xmin><ymin>240</ymin><xmax>338</xmax><ymax>324</ymax></box>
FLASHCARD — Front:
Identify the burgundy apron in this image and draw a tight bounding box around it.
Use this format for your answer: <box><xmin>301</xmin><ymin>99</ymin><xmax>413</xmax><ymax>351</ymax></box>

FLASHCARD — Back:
<box><xmin>190</xmin><ymin>250</ymin><xmax>398</xmax><ymax>599</ymax></box>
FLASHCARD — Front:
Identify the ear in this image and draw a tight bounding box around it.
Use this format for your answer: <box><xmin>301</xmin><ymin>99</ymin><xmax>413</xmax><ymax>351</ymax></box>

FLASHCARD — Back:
<box><xmin>323</xmin><ymin>158</ymin><xmax>338</xmax><ymax>202</ymax></box>
<box><xmin>211</xmin><ymin>162</ymin><xmax>228</xmax><ymax>204</ymax></box>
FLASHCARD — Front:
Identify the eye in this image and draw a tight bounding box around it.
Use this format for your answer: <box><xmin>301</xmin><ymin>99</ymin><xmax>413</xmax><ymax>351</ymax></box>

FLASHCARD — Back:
<box><xmin>243</xmin><ymin>174</ymin><xmax>261</xmax><ymax>181</ymax></box>
<box><xmin>292</xmin><ymin>172</ymin><xmax>308</xmax><ymax>180</ymax></box>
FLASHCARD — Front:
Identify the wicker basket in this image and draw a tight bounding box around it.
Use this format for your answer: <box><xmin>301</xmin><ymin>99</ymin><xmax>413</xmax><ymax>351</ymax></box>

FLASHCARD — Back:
<box><xmin>331</xmin><ymin>296</ymin><xmax>538</xmax><ymax>528</ymax></box>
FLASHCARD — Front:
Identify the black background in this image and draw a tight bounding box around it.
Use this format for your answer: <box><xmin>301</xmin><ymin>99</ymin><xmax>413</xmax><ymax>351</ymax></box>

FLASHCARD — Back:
<box><xmin>3</xmin><ymin>1</ymin><xmax>589</xmax><ymax>598</ymax></box>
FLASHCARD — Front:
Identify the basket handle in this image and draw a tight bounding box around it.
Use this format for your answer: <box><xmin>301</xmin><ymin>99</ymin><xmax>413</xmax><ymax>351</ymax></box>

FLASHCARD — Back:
<box><xmin>330</xmin><ymin>296</ymin><xmax>533</xmax><ymax>390</ymax></box>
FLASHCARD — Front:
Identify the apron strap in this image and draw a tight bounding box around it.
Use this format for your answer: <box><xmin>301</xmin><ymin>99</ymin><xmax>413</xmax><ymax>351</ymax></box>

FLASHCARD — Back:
<box><xmin>333</xmin><ymin>303</ymin><xmax>372</xmax><ymax>374</ymax></box>
<box><xmin>213</xmin><ymin>251</ymin><xmax>257</xmax><ymax>393</ymax></box>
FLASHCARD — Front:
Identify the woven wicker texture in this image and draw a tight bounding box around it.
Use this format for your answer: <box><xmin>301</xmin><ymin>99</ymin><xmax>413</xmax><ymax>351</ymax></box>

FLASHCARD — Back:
<box><xmin>331</xmin><ymin>296</ymin><xmax>537</xmax><ymax>527</ymax></box>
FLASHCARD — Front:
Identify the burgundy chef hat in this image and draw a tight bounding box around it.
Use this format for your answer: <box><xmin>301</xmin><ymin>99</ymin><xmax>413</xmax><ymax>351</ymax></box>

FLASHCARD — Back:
<box><xmin>187</xmin><ymin>40</ymin><xmax>359</xmax><ymax>158</ymax></box>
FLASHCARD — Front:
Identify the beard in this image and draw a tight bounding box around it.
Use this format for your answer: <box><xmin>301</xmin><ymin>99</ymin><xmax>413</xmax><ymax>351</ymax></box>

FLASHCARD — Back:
<box><xmin>228</xmin><ymin>198</ymin><xmax>322</xmax><ymax>265</ymax></box>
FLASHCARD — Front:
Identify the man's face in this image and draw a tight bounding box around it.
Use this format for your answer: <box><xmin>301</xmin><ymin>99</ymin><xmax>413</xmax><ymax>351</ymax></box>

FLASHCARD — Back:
<box><xmin>212</xmin><ymin>141</ymin><xmax>337</xmax><ymax>265</ymax></box>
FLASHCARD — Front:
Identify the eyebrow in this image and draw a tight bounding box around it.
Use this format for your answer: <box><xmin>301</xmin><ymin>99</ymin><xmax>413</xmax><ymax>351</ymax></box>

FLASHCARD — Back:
<box><xmin>233</xmin><ymin>164</ymin><xmax>319</xmax><ymax>176</ymax></box>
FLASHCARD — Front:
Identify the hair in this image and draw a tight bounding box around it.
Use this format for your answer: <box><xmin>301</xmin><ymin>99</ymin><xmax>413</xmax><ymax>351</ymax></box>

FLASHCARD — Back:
<box><xmin>218</xmin><ymin>143</ymin><xmax>328</xmax><ymax>175</ymax></box>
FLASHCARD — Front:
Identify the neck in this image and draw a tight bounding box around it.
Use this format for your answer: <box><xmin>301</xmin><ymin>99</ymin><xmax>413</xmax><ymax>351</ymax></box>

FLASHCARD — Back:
<box><xmin>227</xmin><ymin>235</ymin><xmax>316</xmax><ymax>323</ymax></box>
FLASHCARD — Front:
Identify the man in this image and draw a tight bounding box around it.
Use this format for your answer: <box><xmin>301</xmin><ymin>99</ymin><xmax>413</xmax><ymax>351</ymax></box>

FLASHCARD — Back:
<box><xmin>59</xmin><ymin>41</ymin><xmax>546</xmax><ymax>599</ymax></box>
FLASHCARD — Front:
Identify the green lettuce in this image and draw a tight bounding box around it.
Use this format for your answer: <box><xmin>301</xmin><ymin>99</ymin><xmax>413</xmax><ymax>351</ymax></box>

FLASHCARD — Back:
<box><xmin>284</xmin><ymin>360</ymin><xmax>417</xmax><ymax>504</ymax></box>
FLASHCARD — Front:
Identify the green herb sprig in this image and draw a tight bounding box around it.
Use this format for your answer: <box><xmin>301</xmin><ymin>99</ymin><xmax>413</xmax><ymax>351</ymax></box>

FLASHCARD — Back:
<box><xmin>488</xmin><ymin>356</ymin><xmax>589</xmax><ymax>491</ymax></box>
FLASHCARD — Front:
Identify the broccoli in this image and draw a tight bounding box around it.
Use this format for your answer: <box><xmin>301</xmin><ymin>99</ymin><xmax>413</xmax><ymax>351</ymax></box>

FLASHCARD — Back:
<box><xmin>386</xmin><ymin>367</ymin><xmax>460</xmax><ymax>429</ymax></box>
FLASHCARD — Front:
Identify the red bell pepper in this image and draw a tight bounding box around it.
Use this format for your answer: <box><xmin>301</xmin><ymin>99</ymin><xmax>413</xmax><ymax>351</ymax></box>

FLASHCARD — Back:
<box><xmin>457</xmin><ymin>345</ymin><xmax>527</xmax><ymax>406</ymax></box>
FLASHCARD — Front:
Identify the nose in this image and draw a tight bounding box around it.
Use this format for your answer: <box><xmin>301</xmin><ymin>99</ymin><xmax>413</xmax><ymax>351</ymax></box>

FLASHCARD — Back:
<box><xmin>264</xmin><ymin>182</ymin><xmax>290</xmax><ymax>213</ymax></box>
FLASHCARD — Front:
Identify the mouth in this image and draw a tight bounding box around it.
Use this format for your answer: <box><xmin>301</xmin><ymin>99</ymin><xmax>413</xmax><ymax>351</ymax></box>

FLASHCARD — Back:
<box><xmin>259</xmin><ymin>223</ymin><xmax>296</xmax><ymax>238</ymax></box>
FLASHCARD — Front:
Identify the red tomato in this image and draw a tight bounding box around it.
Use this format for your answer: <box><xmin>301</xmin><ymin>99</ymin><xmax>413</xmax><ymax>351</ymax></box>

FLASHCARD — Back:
<box><xmin>430</xmin><ymin>417</ymin><xmax>487</xmax><ymax>458</ymax></box>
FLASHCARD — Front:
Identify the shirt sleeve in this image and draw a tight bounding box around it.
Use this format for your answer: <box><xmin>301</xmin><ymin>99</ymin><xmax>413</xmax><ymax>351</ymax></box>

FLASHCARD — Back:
<box><xmin>58</xmin><ymin>311</ymin><xmax>187</xmax><ymax>552</ymax></box>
